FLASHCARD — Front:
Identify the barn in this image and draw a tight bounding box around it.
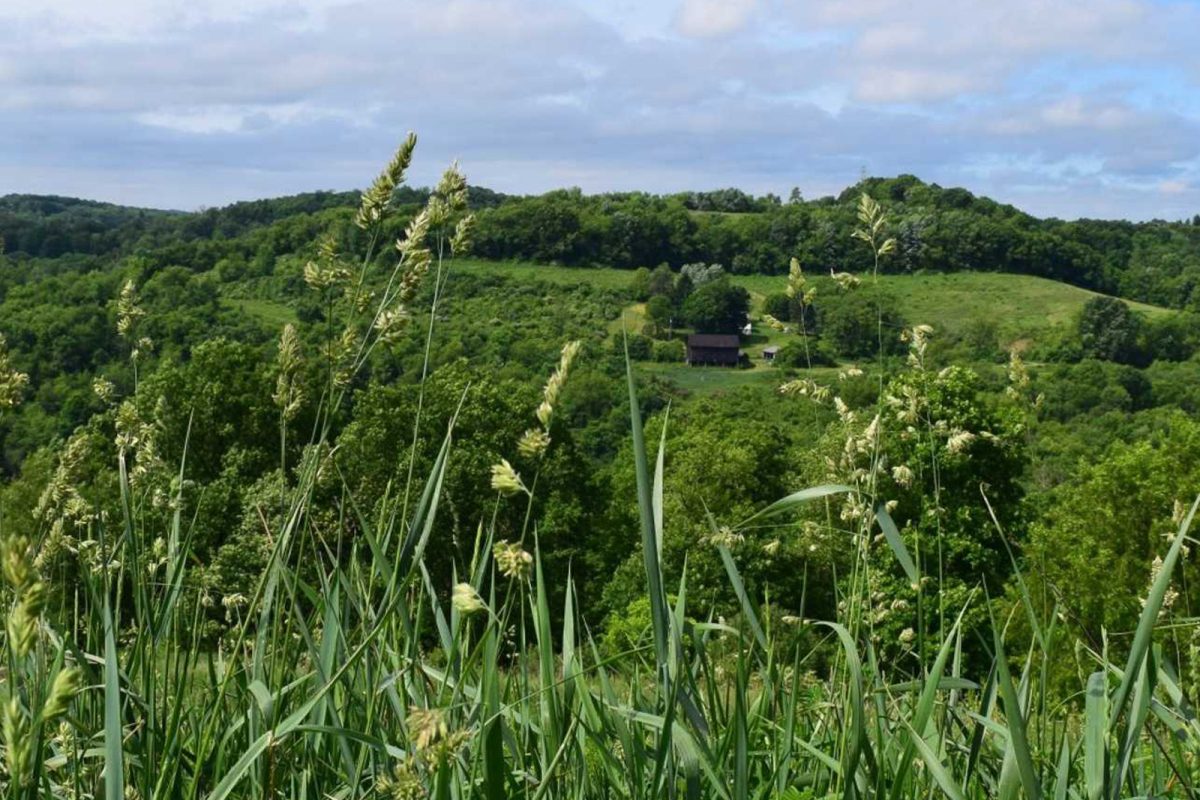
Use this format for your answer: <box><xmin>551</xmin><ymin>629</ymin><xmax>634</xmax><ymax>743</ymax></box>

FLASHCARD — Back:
<box><xmin>686</xmin><ymin>334</ymin><xmax>741</xmax><ymax>366</ymax></box>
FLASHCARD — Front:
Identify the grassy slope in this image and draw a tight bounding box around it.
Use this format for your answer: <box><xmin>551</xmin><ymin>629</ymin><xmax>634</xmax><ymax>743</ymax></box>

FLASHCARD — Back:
<box><xmin>459</xmin><ymin>259</ymin><xmax>1172</xmax><ymax>339</ymax></box>
<box><xmin>220</xmin><ymin>297</ymin><xmax>299</xmax><ymax>326</ymax></box>
<box><xmin>381</xmin><ymin>259</ymin><xmax>1177</xmax><ymax>395</ymax></box>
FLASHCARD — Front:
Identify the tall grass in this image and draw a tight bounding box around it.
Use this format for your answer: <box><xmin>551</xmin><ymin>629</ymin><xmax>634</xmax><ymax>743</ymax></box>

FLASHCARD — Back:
<box><xmin>1</xmin><ymin>143</ymin><xmax>1198</xmax><ymax>800</ymax></box>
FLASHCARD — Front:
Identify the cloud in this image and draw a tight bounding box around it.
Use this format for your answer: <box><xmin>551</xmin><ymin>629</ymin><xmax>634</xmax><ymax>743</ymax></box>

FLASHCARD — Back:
<box><xmin>675</xmin><ymin>0</ymin><xmax>757</xmax><ymax>38</ymax></box>
<box><xmin>1</xmin><ymin>0</ymin><xmax>1198</xmax><ymax>219</ymax></box>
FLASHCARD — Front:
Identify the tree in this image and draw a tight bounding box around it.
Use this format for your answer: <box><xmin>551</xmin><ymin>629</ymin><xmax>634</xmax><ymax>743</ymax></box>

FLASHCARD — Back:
<box><xmin>1078</xmin><ymin>296</ymin><xmax>1142</xmax><ymax>364</ymax></box>
<box><xmin>817</xmin><ymin>288</ymin><xmax>906</xmax><ymax>358</ymax></box>
<box><xmin>629</xmin><ymin>267</ymin><xmax>651</xmax><ymax>300</ymax></box>
<box><xmin>679</xmin><ymin>262</ymin><xmax>725</xmax><ymax>288</ymax></box>
<box><xmin>763</xmin><ymin>291</ymin><xmax>816</xmax><ymax>330</ymax></box>
<box><xmin>644</xmin><ymin>295</ymin><xmax>673</xmax><ymax>338</ymax></box>
<box><xmin>681</xmin><ymin>279</ymin><xmax>750</xmax><ymax>334</ymax></box>
<box><xmin>646</xmin><ymin>263</ymin><xmax>675</xmax><ymax>297</ymax></box>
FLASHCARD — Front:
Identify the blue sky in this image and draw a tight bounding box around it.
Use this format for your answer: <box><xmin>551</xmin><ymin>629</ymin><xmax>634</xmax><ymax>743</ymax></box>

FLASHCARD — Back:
<box><xmin>3</xmin><ymin>0</ymin><xmax>1199</xmax><ymax>219</ymax></box>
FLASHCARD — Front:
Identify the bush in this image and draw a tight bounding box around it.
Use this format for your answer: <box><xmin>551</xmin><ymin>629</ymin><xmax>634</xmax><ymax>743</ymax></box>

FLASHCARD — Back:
<box><xmin>651</xmin><ymin>339</ymin><xmax>684</xmax><ymax>362</ymax></box>
<box><xmin>624</xmin><ymin>333</ymin><xmax>652</xmax><ymax>360</ymax></box>
<box><xmin>771</xmin><ymin>339</ymin><xmax>834</xmax><ymax>368</ymax></box>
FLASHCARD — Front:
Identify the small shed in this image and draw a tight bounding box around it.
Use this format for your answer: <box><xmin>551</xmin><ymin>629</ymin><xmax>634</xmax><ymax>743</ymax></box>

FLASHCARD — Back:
<box><xmin>686</xmin><ymin>334</ymin><xmax>741</xmax><ymax>367</ymax></box>
<box><xmin>762</xmin><ymin>346</ymin><xmax>780</xmax><ymax>362</ymax></box>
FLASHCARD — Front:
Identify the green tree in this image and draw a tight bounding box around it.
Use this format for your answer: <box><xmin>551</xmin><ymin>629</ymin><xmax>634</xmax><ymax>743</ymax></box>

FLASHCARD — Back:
<box><xmin>644</xmin><ymin>295</ymin><xmax>673</xmax><ymax>338</ymax></box>
<box><xmin>681</xmin><ymin>279</ymin><xmax>750</xmax><ymax>334</ymax></box>
<box><xmin>817</xmin><ymin>288</ymin><xmax>906</xmax><ymax>358</ymax></box>
<box><xmin>629</xmin><ymin>266</ymin><xmax>651</xmax><ymax>300</ymax></box>
<box><xmin>1078</xmin><ymin>296</ymin><xmax>1142</xmax><ymax>364</ymax></box>
<box><xmin>646</xmin><ymin>263</ymin><xmax>675</xmax><ymax>297</ymax></box>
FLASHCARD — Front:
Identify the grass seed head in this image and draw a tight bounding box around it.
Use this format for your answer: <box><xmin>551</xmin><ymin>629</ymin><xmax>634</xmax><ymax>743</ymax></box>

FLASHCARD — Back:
<box><xmin>451</xmin><ymin>582</ymin><xmax>486</xmax><ymax>615</ymax></box>
<box><xmin>493</xmin><ymin>540</ymin><xmax>533</xmax><ymax>579</ymax></box>
<box><xmin>490</xmin><ymin>459</ymin><xmax>527</xmax><ymax>496</ymax></box>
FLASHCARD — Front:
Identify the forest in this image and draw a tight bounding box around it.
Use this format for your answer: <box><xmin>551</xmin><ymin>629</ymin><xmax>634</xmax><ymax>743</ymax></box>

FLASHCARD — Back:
<box><xmin>1</xmin><ymin>141</ymin><xmax>1200</xmax><ymax>799</ymax></box>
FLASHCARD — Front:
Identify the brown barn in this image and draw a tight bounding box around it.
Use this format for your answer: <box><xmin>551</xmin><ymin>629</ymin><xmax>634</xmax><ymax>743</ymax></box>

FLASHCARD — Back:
<box><xmin>686</xmin><ymin>334</ymin><xmax>741</xmax><ymax>366</ymax></box>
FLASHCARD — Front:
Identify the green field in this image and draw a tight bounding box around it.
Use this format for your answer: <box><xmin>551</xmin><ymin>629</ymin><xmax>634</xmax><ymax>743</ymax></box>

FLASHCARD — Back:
<box><xmin>454</xmin><ymin>258</ymin><xmax>636</xmax><ymax>290</ymax></box>
<box><xmin>221</xmin><ymin>297</ymin><xmax>299</xmax><ymax>326</ymax></box>
<box><xmin>458</xmin><ymin>260</ymin><xmax>1173</xmax><ymax>349</ymax></box>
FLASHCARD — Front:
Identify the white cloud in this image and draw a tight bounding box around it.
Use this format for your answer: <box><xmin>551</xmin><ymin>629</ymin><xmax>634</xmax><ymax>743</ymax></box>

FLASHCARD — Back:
<box><xmin>676</xmin><ymin>0</ymin><xmax>757</xmax><ymax>38</ymax></box>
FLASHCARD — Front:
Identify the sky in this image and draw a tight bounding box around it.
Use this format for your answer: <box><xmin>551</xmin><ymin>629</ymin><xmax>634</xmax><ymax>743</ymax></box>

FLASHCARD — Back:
<box><xmin>2</xmin><ymin>0</ymin><xmax>1199</xmax><ymax>220</ymax></box>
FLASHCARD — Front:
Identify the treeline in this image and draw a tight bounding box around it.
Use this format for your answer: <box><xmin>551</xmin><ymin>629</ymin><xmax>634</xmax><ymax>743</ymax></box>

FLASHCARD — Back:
<box><xmin>6</xmin><ymin>176</ymin><xmax>1200</xmax><ymax>310</ymax></box>
<box><xmin>0</xmin><ymin>186</ymin><xmax>510</xmax><ymax>260</ymax></box>
<box><xmin>470</xmin><ymin>177</ymin><xmax>1200</xmax><ymax>310</ymax></box>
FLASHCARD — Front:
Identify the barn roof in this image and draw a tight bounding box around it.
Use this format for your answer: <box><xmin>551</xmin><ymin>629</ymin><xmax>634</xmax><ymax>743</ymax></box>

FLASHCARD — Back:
<box><xmin>687</xmin><ymin>334</ymin><xmax>740</xmax><ymax>348</ymax></box>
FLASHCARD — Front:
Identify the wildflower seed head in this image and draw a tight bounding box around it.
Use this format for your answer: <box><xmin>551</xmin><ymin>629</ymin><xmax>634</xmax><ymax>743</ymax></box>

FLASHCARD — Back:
<box><xmin>490</xmin><ymin>459</ymin><xmax>526</xmax><ymax>496</ymax></box>
<box><xmin>535</xmin><ymin>340</ymin><xmax>582</xmax><ymax>430</ymax></box>
<box><xmin>273</xmin><ymin>324</ymin><xmax>305</xmax><ymax>420</ymax></box>
<box><xmin>92</xmin><ymin>376</ymin><xmax>116</xmax><ymax>404</ymax></box>
<box><xmin>451</xmin><ymin>582</ymin><xmax>486</xmax><ymax>616</ymax></box>
<box><xmin>0</xmin><ymin>335</ymin><xmax>29</xmax><ymax>413</ymax></box>
<box><xmin>450</xmin><ymin>214</ymin><xmax>475</xmax><ymax>255</ymax></box>
<box><xmin>116</xmin><ymin>280</ymin><xmax>145</xmax><ymax>339</ymax></box>
<box><xmin>786</xmin><ymin>257</ymin><xmax>806</xmax><ymax>300</ymax></box>
<box><xmin>517</xmin><ymin>428</ymin><xmax>551</xmax><ymax>459</ymax></box>
<box><xmin>41</xmin><ymin>666</ymin><xmax>81</xmax><ymax>721</ymax></box>
<box><xmin>6</xmin><ymin>572</ymin><xmax>46</xmax><ymax>658</ymax></box>
<box><xmin>830</xmin><ymin>270</ymin><xmax>861</xmax><ymax>290</ymax></box>
<box><xmin>945</xmin><ymin>429</ymin><xmax>976</xmax><ymax>455</ymax></box>
<box><xmin>397</xmin><ymin>208</ymin><xmax>431</xmax><ymax>257</ymax></box>
<box><xmin>407</xmin><ymin>706</ymin><xmax>448</xmax><ymax>751</ymax></box>
<box><xmin>376</xmin><ymin>763</ymin><xmax>426</xmax><ymax>800</ymax></box>
<box><xmin>3</xmin><ymin>696</ymin><xmax>31</xmax><ymax>787</ymax></box>
<box><xmin>535</xmin><ymin>400</ymin><xmax>554</xmax><ymax>429</ymax></box>
<box><xmin>852</xmin><ymin>192</ymin><xmax>897</xmax><ymax>257</ymax></box>
<box><xmin>357</xmin><ymin>132</ymin><xmax>417</xmax><ymax>229</ymax></box>
<box><xmin>891</xmin><ymin>464</ymin><xmax>914</xmax><ymax>488</ymax></box>
<box><xmin>493</xmin><ymin>540</ymin><xmax>533</xmax><ymax>580</ymax></box>
<box><xmin>707</xmin><ymin>526</ymin><xmax>744</xmax><ymax>549</ymax></box>
<box><xmin>435</xmin><ymin>161</ymin><xmax>469</xmax><ymax>212</ymax></box>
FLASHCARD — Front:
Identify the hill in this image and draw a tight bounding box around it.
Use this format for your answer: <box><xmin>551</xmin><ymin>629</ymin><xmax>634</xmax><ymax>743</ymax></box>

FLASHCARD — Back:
<box><xmin>4</xmin><ymin>174</ymin><xmax>1200</xmax><ymax>311</ymax></box>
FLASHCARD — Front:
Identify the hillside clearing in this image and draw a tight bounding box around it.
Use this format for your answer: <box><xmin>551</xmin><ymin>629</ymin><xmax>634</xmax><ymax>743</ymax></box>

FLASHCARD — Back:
<box><xmin>456</xmin><ymin>260</ymin><xmax>1174</xmax><ymax>348</ymax></box>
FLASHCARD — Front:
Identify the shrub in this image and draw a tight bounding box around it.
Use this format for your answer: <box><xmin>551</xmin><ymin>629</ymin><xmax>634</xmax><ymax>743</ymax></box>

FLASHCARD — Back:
<box><xmin>651</xmin><ymin>338</ymin><xmax>684</xmax><ymax>362</ymax></box>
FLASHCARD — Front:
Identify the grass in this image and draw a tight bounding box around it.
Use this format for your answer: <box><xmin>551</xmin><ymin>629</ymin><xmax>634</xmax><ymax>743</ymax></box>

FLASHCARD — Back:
<box><xmin>455</xmin><ymin>258</ymin><xmax>637</xmax><ymax>291</ymax></box>
<box><xmin>221</xmin><ymin>297</ymin><xmax>299</xmax><ymax>327</ymax></box>
<box><xmin>456</xmin><ymin>260</ymin><xmax>1175</xmax><ymax>350</ymax></box>
<box><xmin>639</xmin><ymin>361</ymin><xmax>787</xmax><ymax>393</ymax></box>
<box><xmin>3</xmin><ymin>155</ymin><xmax>1198</xmax><ymax>800</ymax></box>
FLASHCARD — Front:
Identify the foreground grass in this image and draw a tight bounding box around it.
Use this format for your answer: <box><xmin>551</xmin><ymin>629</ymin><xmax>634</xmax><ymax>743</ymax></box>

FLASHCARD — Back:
<box><xmin>4</xmin><ymin>350</ymin><xmax>1195</xmax><ymax>799</ymax></box>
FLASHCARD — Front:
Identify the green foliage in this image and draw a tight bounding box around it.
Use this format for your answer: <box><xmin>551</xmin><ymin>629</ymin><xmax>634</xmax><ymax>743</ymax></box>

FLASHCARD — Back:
<box><xmin>643</xmin><ymin>294</ymin><xmax>673</xmax><ymax>338</ymax></box>
<box><xmin>1078</xmin><ymin>295</ymin><xmax>1142</xmax><ymax>363</ymax></box>
<box><xmin>816</xmin><ymin>287</ymin><xmax>907</xmax><ymax>358</ymax></box>
<box><xmin>680</xmin><ymin>279</ymin><xmax>750</xmax><ymax>334</ymax></box>
<box><xmin>650</xmin><ymin>338</ymin><xmax>684</xmax><ymax>363</ymax></box>
<box><xmin>1029</xmin><ymin>412</ymin><xmax>1200</xmax><ymax>638</ymax></box>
